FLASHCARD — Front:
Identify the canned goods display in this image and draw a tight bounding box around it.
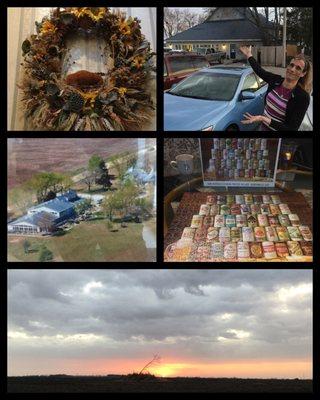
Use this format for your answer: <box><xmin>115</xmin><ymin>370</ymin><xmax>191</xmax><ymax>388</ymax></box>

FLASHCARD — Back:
<box><xmin>271</xmin><ymin>195</ymin><xmax>281</xmax><ymax>204</ymax></box>
<box><xmin>261</xmin><ymin>138</ymin><xmax>267</xmax><ymax>150</ymax></box>
<box><xmin>278</xmin><ymin>214</ymin><xmax>291</xmax><ymax>227</ymax></box>
<box><xmin>269</xmin><ymin>204</ymin><xmax>280</xmax><ymax>215</ymax></box>
<box><xmin>206</xmin><ymin>227</ymin><xmax>219</xmax><ymax>242</ymax></box>
<box><xmin>191</xmin><ymin>215</ymin><xmax>203</xmax><ymax>228</ymax></box>
<box><xmin>237</xmin><ymin>241</ymin><xmax>250</xmax><ymax>258</ymax></box>
<box><xmin>299</xmin><ymin>226</ymin><xmax>313</xmax><ymax>241</ymax></box>
<box><xmin>240</xmin><ymin>204</ymin><xmax>251</xmax><ymax>214</ymax></box>
<box><xmin>210</xmin><ymin>204</ymin><xmax>220</xmax><ymax>216</ymax></box>
<box><xmin>262</xmin><ymin>241</ymin><xmax>277</xmax><ymax>258</ymax></box>
<box><xmin>247</xmin><ymin>214</ymin><xmax>258</xmax><ymax>228</ymax></box>
<box><xmin>279</xmin><ymin>203</ymin><xmax>291</xmax><ymax>214</ymax></box>
<box><xmin>230</xmin><ymin>227</ymin><xmax>242</xmax><ymax>242</ymax></box>
<box><xmin>276</xmin><ymin>226</ymin><xmax>290</xmax><ymax>241</ymax></box>
<box><xmin>287</xmin><ymin>226</ymin><xmax>303</xmax><ymax>241</ymax></box>
<box><xmin>242</xmin><ymin>227</ymin><xmax>255</xmax><ymax>242</ymax></box>
<box><xmin>220</xmin><ymin>205</ymin><xmax>230</xmax><ymax>215</ymax></box>
<box><xmin>262</xmin><ymin>195</ymin><xmax>271</xmax><ymax>203</ymax></box>
<box><xmin>225</xmin><ymin>215</ymin><xmax>236</xmax><ymax>228</ymax></box>
<box><xmin>236</xmin><ymin>214</ymin><xmax>247</xmax><ymax>227</ymax></box>
<box><xmin>244</xmin><ymin>194</ymin><xmax>253</xmax><ymax>204</ymax></box>
<box><xmin>254</xmin><ymin>226</ymin><xmax>266</xmax><ymax>241</ymax></box>
<box><xmin>194</xmin><ymin>227</ymin><xmax>207</xmax><ymax>242</ymax></box>
<box><xmin>249</xmin><ymin>242</ymin><xmax>263</xmax><ymax>258</ymax></box>
<box><xmin>206</xmin><ymin>195</ymin><xmax>216</xmax><ymax>205</ymax></box>
<box><xmin>223</xmin><ymin>243</ymin><xmax>237</xmax><ymax>259</ymax></box>
<box><xmin>300</xmin><ymin>241</ymin><xmax>313</xmax><ymax>256</ymax></box>
<box><xmin>257</xmin><ymin>214</ymin><xmax>269</xmax><ymax>227</ymax></box>
<box><xmin>250</xmin><ymin>204</ymin><xmax>260</xmax><ymax>214</ymax></box>
<box><xmin>268</xmin><ymin>215</ymin><xmax>280</xmax><ymax>227</ymax></box>
<box><xmin>217</xmin><ymin>195</ymin><xmax>226</xmax><ymax>204</ymax></box>
<box><xmin>265</xmin><ymin>226</ymin><xmax>279</xmax><ymax>242</ymax></box>
<box><xmin>199</xmin><ymin>204</ymin><xmax>210</xmax><ymax>216</ymax></box>
<box><xmin>288</xmin><ymin>214</ymin><xmax>300</xmax><ymax>226</ymax></box>
<box><xmin>230</xmin><ymin>204</ymin><xmax>241</xmax><ymax>215</ymax></box>
<box><xmin>211</xmin><ymin>242</ymin><xmax>224</xmax><ymax>258</ymax></box>
<box><xmin>235</xmin><ymin>195</ymin><xmax>244</xmax><ymax>204</ymax></box>
<box><xmin>287</xmin><ymin>241</ymin><xmax>303</xmax><ymax>256</ymax></box>
<box><xmin>275</xmin><ymin>242</ymin><xmax>289</xmax><ymax>258</ymax></box>
<box><xmin>214</xmin><ymin>215</ymin><xmax>225</xmax><ymax>227</ymax></box>
<box><xmin>227</xmin><ymin>195</ymin><xmax>235</xmax><ymax>205</ymax></box>
<box><xmin>219</xmin><ymin>227</ymin><xmax>231</xmax><ymax>243</ymax></box>
<box><xmin>181</xmin><ymin>227</ymin><xmax>196</xmax><ymax>239</ymax></box>
<box><xmin>203</xmin><ymin>216</ymin><xmax>214</xmax><ymax>228</ymax></box>
<box><xmin>169</xmin><ymin>193</ymin><xmax>312</xmax><ymax>262</ymax></box>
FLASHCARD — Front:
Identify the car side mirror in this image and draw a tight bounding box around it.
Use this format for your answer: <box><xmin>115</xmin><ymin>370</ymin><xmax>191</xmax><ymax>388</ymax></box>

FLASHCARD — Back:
<box><xmin>240</xmin><ymin>91</ymin><xmax>255</xmax><ymax>100</ymax></box>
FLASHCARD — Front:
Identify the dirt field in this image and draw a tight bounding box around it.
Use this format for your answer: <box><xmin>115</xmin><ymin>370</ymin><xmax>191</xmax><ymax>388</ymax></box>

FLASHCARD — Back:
<box><xmin>7</xmin><ymin>376</ymin><xmax>312</xmax><ymax>393</ymax></box>
<box><xmin>7</xmin><ymin>138</ymin><xmax>139</xmax><ymax>188</ymax></box>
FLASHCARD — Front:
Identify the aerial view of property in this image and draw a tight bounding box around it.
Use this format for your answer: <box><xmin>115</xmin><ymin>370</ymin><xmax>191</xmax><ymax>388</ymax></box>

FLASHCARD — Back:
<box><xmin>7</xmin><ymin>138</ymin><xmax>156</xmax><ymax>262</ymax></box>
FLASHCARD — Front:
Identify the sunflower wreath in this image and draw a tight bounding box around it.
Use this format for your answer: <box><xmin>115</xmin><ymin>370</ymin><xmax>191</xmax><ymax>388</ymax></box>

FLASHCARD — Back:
<box><xmin>19</xmin><ymin>7</ymin><xmax>155</xmax><ymax>131</ymax></box>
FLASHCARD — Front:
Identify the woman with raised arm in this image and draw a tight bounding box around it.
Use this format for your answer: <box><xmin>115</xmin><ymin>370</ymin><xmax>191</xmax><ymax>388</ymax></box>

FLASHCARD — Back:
<box><xmin>239</xmin><ymin>45</ymin><xmax>312</xmax><ymax>131</ymax></box>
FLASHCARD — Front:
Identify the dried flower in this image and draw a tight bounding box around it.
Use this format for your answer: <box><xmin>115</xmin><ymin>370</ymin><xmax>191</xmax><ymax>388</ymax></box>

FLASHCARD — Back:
<box><xmin>118</xmin><ymin>87</ymin><xmax>127</xmax><ymax>97</ymax></box>
<box><xmin>132</xmin><ymin>56</ymin><xmax>145</xmax><ymax>69</ymax></box>
<box><xmin>40</xmin><ymin>20</ymin><xmax>57</xmax><ymax>34</ymax></box>
<box><xmin>70</xmin><ymin>7</ymin><xmax>105</xmax><ymax>22</ymax></box>
<box><xmin>119</xmin><ymin>18</ymin><xmax>131</xmax><ymax>36</ymax></box>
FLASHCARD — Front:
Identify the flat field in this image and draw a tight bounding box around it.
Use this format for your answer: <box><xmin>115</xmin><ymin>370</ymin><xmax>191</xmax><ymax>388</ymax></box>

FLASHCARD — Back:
<box><xmin>8</xmin><ymin>218</ymin><xmax>156</xmax><ymax>262</ymax></box>
<box><xmin>7</xmin><ymin>376</ymin><xmax>312</xmax><ymax>393</ymax></box>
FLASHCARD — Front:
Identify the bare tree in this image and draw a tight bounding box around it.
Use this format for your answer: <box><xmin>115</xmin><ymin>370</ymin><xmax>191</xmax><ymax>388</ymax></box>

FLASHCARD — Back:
<box><xmin>164</xmin><ymin>8</ymin><xmax>201</xmax><ymax>38</ymax></box>
<box><xmin>138</xmin><ymin>354</ymin><xmax>161</xmax><ymax>375</ymax></box>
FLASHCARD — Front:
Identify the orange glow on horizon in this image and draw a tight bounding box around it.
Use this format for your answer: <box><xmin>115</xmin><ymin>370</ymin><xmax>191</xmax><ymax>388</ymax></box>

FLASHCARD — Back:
<box><xmin>9</xmin><ymin>357</ymin><xmax>312</xmax><ymax>379</ymax></box>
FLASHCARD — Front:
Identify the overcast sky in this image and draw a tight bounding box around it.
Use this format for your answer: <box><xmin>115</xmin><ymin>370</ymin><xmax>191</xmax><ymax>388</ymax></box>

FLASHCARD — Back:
<box><xmin>8</xmin><ymin>269</ymin><xmax>312</xmax><ymax>378</ymax></box>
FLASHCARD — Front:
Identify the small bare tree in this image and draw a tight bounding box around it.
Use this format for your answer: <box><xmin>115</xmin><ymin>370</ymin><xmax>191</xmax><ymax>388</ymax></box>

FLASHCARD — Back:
<box><xmin>138</xmin><ymin>354</ymin><xmax>161</xmax><ymax>375</ymax></box>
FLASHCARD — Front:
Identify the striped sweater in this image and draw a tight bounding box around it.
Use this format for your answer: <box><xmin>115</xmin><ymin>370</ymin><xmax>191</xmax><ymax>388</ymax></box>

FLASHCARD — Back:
<box><xmin>261</xmin><ymin>85</ymin><xmax>293</xmax><ymax>131</ymax></box>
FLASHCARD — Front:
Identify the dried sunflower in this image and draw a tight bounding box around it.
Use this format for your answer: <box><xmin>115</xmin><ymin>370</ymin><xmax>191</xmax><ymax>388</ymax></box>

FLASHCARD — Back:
<box><xmin>40</xmin><ymin>20</ymin><xmax>57</xmax><ymax>34</ymax></box>
<box><xmin>132</xmin><ymin>56</ymin><xmax>145</xmax><ymax>69</ymax></box>
<box><xmin>119</xmin><ymin>18</ymin><xmax>131</xmax><ymax>35</ymax></box>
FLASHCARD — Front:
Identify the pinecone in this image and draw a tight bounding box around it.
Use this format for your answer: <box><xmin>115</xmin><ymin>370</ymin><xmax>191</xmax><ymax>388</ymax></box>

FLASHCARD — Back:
<box><xmin>65</xmin><ymin>92</ymin><xmax>84</xmax><ymax>112</ymax></box>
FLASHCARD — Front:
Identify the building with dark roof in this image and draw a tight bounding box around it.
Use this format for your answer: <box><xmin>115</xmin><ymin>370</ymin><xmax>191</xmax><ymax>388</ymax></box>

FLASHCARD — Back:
<box><xmin>8</xmin><ymin>190</ymin><xmax>84</xmax><ymax>235</ymax></box>
<box><xmin>166</xmin><ymin>7</ymin><xmax>278</xmax><ymax>59</ymax></box>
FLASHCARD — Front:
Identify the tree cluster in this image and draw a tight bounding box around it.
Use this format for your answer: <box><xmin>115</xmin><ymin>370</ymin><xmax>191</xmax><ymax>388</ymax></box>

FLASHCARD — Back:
<box><xmin>164</xmin><ymin>8</ymin><xmax>205</xmax><ymax>39</ymax></box>
<box><xmin>83</xmin><ymin>155</ymin><xmax>115</xmax><ymax>192</ymax></box>
<box><xmin>25</xmin><ymin>172</ymin><xmax>72</xmax><ymax>203</ymax></box>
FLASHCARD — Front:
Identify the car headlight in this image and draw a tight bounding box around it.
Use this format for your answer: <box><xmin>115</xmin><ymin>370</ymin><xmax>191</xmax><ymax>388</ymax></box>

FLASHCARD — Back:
<box><xmin>202</xmin><ymin>125</ymin><xmax>214</xmax><ymax>131</ymax></box>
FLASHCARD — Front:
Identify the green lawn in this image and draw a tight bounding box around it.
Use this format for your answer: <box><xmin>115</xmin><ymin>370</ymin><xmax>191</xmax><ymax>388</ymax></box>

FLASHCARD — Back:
<box><xmin>8</xmin><ymin>219</ymin><xmax>155</xmax><ymax>262</ymax></box>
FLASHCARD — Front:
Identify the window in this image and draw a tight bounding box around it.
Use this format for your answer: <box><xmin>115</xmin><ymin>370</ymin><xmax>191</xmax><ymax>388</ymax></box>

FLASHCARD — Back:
<box><xmin>169</xmin><ymin>71</ymin><xmax>240</xmax><ymax>101</ymax></box>
<box><xmin>192</xmin><ymin>57</ymin><xmax>209</xmax><ymax>70</ymax></box>
<box><xmin>169</xmin><ymin>57</ymin><xmax>194</xmax><ymax>74</ymax></box>
<box><xmin>241</xmin><ymin>73</ymin><xmax>259</xmax><ymax>92</ymax></box>
<box><xmin>256</xmin><ymin>75</ymin><xmax>267</xmax><ymax>87</ymax></box>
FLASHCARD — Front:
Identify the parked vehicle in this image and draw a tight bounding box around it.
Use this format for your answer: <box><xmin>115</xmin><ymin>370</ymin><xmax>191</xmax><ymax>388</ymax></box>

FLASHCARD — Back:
<box><xmin>164</xmin><ymin>52</ymin><xmax>210</xmax><ymax>90</ymax></box>
<box><xmin>197</xmin><ymin>47</ymin><xmax>226</xmax><ymax>64</ymax></box>
<box><xmin>299</xmin><ymin>92</ymin><xmax>313</xmax><ymax>131</ymax></box>
<box><xmin>164</xmin><ymin>65</ymin><xmax>268</xmax><ymax>131</ymax></box>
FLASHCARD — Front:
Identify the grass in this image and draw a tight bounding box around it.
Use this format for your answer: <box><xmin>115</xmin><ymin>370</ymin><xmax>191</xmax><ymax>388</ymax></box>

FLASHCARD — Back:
<box><xmin>8</xmin><ymin>219</ymin><xmax>155</xmax><ymax>262</ymax></box>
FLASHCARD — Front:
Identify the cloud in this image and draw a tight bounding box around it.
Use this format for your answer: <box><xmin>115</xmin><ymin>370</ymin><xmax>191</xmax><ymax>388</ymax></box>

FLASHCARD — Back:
<box><xmin>8</xmin><ymin>270</ymin><xmax>312</xmax><ymax>374</ymax></box>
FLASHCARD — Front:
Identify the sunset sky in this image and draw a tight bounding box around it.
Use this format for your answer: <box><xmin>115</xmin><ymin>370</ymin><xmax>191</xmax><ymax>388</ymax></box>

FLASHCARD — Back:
<box><xmin>8</xmin><ymin>270</ymin><xmax>312</xmax><ymax>378</ymax></box>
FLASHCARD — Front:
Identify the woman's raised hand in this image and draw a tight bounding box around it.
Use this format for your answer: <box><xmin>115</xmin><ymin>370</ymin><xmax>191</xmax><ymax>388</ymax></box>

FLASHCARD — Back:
<box><xmin>239</xmin><ymin>45</ymin><xmax>252</xmax><ymax>59</ymax></box>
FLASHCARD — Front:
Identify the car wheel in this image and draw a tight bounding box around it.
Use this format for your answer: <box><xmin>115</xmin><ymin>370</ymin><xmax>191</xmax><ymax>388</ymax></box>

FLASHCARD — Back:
<box><xmin>226</xmin><ymin>125</ymin><xmax>239</xmax><ymax>131</ymax></box>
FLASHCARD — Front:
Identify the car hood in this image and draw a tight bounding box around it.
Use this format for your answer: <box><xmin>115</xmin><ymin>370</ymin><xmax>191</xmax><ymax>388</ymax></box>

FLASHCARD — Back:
<box><xmin>164</xmin><ymin>93</ymin><xmax>230</xmax><ymax>130</ymax></box>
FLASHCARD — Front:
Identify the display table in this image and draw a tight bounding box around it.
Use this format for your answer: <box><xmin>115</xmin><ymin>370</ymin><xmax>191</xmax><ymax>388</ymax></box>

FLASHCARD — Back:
<box><xmin>164</xmin><ymin>192</ymin><xmax>313</xmax><ymax>262</ymax></box>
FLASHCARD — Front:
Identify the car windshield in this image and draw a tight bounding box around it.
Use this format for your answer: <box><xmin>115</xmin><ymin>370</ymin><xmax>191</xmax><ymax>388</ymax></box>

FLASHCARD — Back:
<box><xmin>168</xmin><ymin>71</ymin><xmax>240</xmax><ymax>101</ymax></box>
